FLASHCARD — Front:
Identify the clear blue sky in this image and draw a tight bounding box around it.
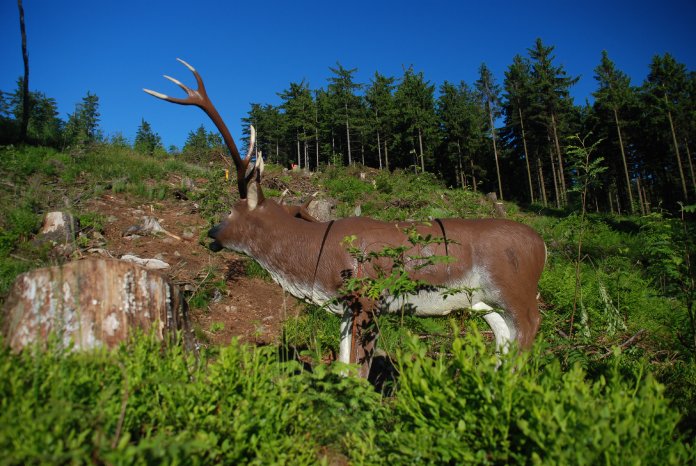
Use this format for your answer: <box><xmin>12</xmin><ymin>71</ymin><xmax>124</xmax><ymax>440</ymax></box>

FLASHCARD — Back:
<box><xmin>2</xmin><ymin>0</ymin><xmax>695</xmax><ymax>150</ymax></box>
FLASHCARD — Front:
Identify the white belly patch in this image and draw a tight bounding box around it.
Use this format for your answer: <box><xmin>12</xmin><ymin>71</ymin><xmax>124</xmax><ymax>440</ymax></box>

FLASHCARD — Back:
<box><xmin>263</xmin><ymin>261</ymin><xmax>500</xmax><ymax>320</ymax></box>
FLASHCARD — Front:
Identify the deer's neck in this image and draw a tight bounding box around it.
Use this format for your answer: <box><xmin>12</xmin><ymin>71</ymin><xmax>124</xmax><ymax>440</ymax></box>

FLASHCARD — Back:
<box><xmin>243</xmin><ymin>205</ymin><xmax>340</xmax><ymax>304</ymax></box>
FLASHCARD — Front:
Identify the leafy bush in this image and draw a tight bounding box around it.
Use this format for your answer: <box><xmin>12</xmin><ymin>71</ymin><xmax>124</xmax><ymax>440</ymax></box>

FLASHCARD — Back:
<box><xmin>283</xmin><ymin>304</ymin><xmax>341</xmax><ymax>359</ymax></box>
<box><xmin>540</xmin><ymin>256</ymin><xmax>681</xmax><ymax>345</ymax></box>
<box><xmin>2</xmin><ymin>331</ymin><xmax>691</xmax><ymax>465</ymax></box>
<box><xmin>323</xmin><ymin>174</ymin><xmax>374</xmax><ymax>204</ymax></box>
<box><xmin>379</xmin><ymin>329</ymin><xmax>693</xmax><ymax>465</ymax></box>
<box><xmin>0</xmin><ymin>333</ymin><xmax>389</xmax><ymax>465</ymax></box>
<box><xmin>75</xmin><ymin>211</ymin><xmax>106</xmax><ymax>233</ymax></box>
<box><xmin>0</xmin><ymin>205</ymin><xmax>42</xmax><ymax>300</ymax></box>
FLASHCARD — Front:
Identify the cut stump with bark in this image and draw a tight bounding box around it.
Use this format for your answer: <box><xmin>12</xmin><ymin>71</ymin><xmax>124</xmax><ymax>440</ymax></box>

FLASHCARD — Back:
<box><xmin>34</xmin><ymin>211</ymin><xmax>79</xmax><ymax>255</ymax></box>
<box><xmin>2</xmin><ymin>258</ymin><xmax>194</xmax><ymax>352</ymax></box>
<box><xmin>307</xmin><ymin>198</ymin><xmax>336</xmax><ymax>222</ymax></box>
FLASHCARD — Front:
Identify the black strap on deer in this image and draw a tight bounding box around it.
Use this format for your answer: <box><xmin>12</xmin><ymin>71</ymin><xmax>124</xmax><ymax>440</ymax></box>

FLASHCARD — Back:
<box><xmin>434</xmin><ymin>218</ymin><xmax>449</xmax><ymax>257</ymax></box>
<box><xmin>311</xmin><ymin>220</ymin><xmax>335</xmax><ymax>294</ymax></box>
<box><xmin>434</xmin><ymin>217</ymin><xmax>451</xmax><ymax>281</ymax></box>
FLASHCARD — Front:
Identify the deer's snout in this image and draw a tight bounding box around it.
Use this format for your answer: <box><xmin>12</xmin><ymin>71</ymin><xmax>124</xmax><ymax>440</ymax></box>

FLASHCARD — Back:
<box><xmin>208</xmin><ymin>224</ymin><xmax>224</xmax><ymax>252</ymax></box>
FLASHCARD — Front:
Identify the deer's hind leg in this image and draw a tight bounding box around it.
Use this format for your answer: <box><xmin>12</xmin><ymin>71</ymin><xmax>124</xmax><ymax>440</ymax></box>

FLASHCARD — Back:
<box><xmin>472</xmin><ymin>302</ymin><xmax>516</xmax><ymax>354</ymax></box>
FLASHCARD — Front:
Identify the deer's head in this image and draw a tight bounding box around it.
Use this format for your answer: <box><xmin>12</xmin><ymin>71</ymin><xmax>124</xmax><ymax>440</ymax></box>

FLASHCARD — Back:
<box><xmin>144</xmin><ymin>59</ymin><xmax>279</xmax><ymax>253</ymax></box>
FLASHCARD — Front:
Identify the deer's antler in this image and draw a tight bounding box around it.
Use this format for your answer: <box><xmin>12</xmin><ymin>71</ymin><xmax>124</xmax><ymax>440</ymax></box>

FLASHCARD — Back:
<box><xmin>144</xmin><ymin>59</ymin><xmax>256</xmax><ymax>198</ymax></box>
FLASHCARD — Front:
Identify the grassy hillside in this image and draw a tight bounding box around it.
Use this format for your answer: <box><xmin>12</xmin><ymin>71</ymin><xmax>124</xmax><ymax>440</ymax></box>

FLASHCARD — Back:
<box><xmin>0</xmin><ymin>144</ymin><xmax>694</xmax><ymax>464</ymax></box>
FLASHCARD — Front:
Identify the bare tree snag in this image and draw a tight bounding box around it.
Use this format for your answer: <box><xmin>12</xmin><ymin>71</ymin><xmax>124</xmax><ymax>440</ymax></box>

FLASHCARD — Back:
<box><xmin>17</xmin><ymin>0</ymin><xmax>30</xmax><ymax>143</ymax></box>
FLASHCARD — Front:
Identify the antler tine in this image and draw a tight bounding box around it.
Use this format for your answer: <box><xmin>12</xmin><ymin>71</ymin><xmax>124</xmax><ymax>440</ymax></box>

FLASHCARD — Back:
<box><xmin>144</xmin><ymin>59</ymin><xmax>251</xmax><ymax>198</ymax></box>
<box><xmin>175</xmin><ymin>58</ymin><xmax>204</xmax><ymax>91</ymax></box>
<box><xmin>279</xmin><ymin>189</ymin><xmax>289</xmax><ymax>205</ymax></box>
<box><xmin>244</xmin><ymin>125</ymin><xmax>256</xmax><ymax>162</ymax></box>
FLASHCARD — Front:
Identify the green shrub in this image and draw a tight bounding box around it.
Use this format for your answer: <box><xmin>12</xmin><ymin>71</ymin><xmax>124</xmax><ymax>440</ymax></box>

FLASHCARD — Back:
<box><xmin>0</xmin><ymin>207</ymin><xmax>40</xmax><ymax>256</ymax></box>
<box><xmin>540</xmin><ymin>256</ymin><xmax>683</xmax><ymax>348</ymax></box>
<box><xmin>323</xmin><ymin>175</ymin><xmax>373</xmax><ymax>204</ymax></box>
<box><xmin>0</xmin><ymin>335</ymin><xmax>329</xmax><ymax>464</ymax></box>
<box><xmin>76</xmin><ymin>211</ymin><xmax>106</xmax><ymax>233</ymax></box>
<box><xmin>283</xmin><ymin>304</ymin><xmax>341</xmax><ymax>360</ymax></box>
<box><xmin>0</xmin><ymin>206</ymin><xmax>42</xmax><ymax>299</ymax></box>
<box><xmin>380</xmin><ymin>329</ymin><xmax>694</xmax><ymax>465</ymax></box>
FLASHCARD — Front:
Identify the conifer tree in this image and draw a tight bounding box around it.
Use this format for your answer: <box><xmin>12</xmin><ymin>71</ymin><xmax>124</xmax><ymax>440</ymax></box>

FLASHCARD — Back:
<box><xmin>644</xmin><ymin>53</ymin><xmax>692</xmax><ymax>201</ymax></box>
<box><xmin>365</xmin><ymin>72</ymin><xmax>396</xmax><ymax>170</ymax></box>
<box><xmin>528</xmin><ymin>38</ymin><xmax>579</xmax><ymax>206</ymax></box>
<box><xmin>476</xmin><ymin>63</ymin><xmax>504</xmax><ymax>200</ymax></box>
<box><xmin>6</xmin><ymin>79</ymin><xmax>63</xmax><ymax>146</ymax></box>
<box><xmin>327</xmin><ymin>63</ymin><xmax>362</xmax><ymax>166</ymax></box>
<box><xmin>27</xmin><ymin>92</ymin><xmax>61</xmax><ymax>146</ymax></box>
<box><xmin>278</xmin><ymin>80</ymin><xmax>314</xmax><ymax>169</ymax></box>
<box><xmin>437</xmin><ymin>81</ymin><xmax>485</xmax><ymax>190</ymax></box>
<box><xmin>64</xmin><ymin>92</ymin><xmax>101</xmax><ymax>146</ymax></box>
<box><xmin>181</xmin><ymin>125</ymin><xmax>209</xmax><ymax>161</ymax></box>
<box><xmin>134</xmin><ymin>118</ymin><xmax>162</xmax><ymax>155</ymax></box>
<box><xmin>394</xmin><ymin>67</ymin><xmax>438</xmax><ymax>172</ymax></box>
<box><xmin>244</xmin><ymin>104</ymin><xmax>285</xmax><ymax>165</ymax></box>
<box><xmin>593</xmin><ymin>50</ymin><xmax>636</xmax><ymax>212</ymax></box>
<box><xmin>503</xmin><ymin>55</ymin><xmax>535</xmax><ymax>203</ymax></box>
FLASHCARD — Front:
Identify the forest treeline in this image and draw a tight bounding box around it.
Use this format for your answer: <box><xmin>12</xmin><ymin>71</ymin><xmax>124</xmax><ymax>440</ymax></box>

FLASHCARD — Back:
<box><xmin>2</xmin><ymin>38</ymin><xmax>694</xmax><ymax>212</ymax></box>
<box><xmin>244</xmin><ymin>39</ymin><xmax>695</xmax><ymax>213</ymax></box>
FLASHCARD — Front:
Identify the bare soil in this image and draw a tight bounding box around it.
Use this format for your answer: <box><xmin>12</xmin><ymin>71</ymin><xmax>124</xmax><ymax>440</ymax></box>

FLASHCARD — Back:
<box><xmin>82</xmin><ymin>186</ymin><xmax>305</xmax><ymax>348</ymax></box>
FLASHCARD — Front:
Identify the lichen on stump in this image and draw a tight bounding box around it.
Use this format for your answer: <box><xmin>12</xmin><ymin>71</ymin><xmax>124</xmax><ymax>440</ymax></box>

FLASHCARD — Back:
<box><xmin>2</xmin><ymin>258</ymin><xmax>194</xmax><ymax>352</ymax></box>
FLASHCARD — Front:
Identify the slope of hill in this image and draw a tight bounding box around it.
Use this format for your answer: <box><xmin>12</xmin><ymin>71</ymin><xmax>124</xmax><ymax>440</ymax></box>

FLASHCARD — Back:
<box><xmin>1</xmin><ymin>144</ymin><xmax>694</xmax><ymax>464</ymax></box>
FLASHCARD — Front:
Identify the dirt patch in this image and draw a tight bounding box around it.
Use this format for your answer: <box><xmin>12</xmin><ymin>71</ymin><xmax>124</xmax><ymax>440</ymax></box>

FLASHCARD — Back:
<box><xmin>82</xmin><ymin>191</ymin><xmax>304</xmax><ymax>347</ymax></box>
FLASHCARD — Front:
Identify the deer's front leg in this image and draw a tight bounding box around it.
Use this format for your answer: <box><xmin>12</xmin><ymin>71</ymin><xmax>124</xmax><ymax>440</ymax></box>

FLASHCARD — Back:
<box><xmin>339</xmin><ymin>310</ymin><xmax>353</xmax><ymax>364</ymax></box>
<box><xmin>338</xmin><ymin>302</ymin><xmax>378</xmax><ymax>378</ymax></box>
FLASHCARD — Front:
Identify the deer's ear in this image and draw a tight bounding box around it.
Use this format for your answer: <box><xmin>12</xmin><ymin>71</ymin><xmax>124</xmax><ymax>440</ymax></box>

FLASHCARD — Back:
<box><xmin>246</xmin><ymin>154</ymin><xmax>266</xmax><ymax>211</ymax></box>
<box><xmin>247</xmin><ymin>182</ymin><xmax>265</xmax><ymax>212</ymax></box>
<box><xmin>254</xmin><ymin>152</ymin><xmax>265</xmax><ymax>181</ymax></box>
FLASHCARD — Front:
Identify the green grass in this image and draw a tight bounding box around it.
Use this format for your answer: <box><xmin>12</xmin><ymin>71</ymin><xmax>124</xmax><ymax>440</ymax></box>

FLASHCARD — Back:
<box><xmin>245</xmin><ymin>258</ymin><xmax>272</xmax><ymax>281</ymax></box>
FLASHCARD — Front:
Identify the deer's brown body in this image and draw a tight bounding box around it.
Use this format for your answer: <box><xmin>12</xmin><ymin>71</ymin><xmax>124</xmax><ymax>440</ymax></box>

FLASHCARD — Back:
<box><xmin>145</xmin><ymin>59</ymin><xmax>546</xmax><ymax>366</ymax></box>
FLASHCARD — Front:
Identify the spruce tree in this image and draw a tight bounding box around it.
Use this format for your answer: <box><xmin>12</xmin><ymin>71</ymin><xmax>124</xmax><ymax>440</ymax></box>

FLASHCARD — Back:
<box><xmin>244</xmin><ymin>104</ymin><xmax>285</xmax><ymax>165</ymax></box>
<box><xmin>365</xmin><ymin>72</ymin><xmax>396</xmax><ymax>170</ymax></box>
<box><xmin>593</xmin><ymin>50</ymin><xmax>636</xmax><ymax>212</ymax></box>
<box><xmin>327</xmin><ymin>63</ymin><xmax>362</xmax><ymax>166</ymax></box>
<box><xmin>476</xmin><ymin>63</ymin><xmax>504</xmax><ymax>200</ymax></box>
<box><xmin>644</xmin><ymin>53</ymin><xmax>692</xmax><ymax>201</ymax></box>
<box><xmin>134</xmin><ymin>119</ymin><xmax>162</xmax><ymax>155</ymax></box>
<box><xmin>6</xmin><ymin>79</ymin><xmax>62</xmax><ymax>147</ymax></box>
<box><xmin>278</xmin><ymin>80</ymin><xmax>314</xmax><ymax>169</ymax></box>
<box><xmin>528</xmin><ymin>38</ymin><xmax>579</xmax><ymax>206</ymax></box>
<box><xmin>182</xmin><ymin>125</ymin><xmax>209</xmax><ymax>161</ymax></box>
<box><xmin>503</xmin><ymin>55</ymin><xmax>535</xmax><ymax>203</ymax></box>
<box><xmin>65</xmin><ymin>92</ymin><xmax>101</xmax><ymax>146</ymax></box>
<box><xmin>394</xmin><ymin>67</ymin><xmax>438</xmax><ymax>172</ymax></box>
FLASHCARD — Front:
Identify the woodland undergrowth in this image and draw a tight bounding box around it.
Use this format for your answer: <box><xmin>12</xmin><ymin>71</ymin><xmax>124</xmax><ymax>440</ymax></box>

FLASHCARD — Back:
<box><xmin>0</xmin><ymin>144</ymin><xmax>695</xmax><ymax>464</ymax></box>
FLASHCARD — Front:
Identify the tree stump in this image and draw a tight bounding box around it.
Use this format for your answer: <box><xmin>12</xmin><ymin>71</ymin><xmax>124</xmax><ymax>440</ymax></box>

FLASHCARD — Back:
<box><xmin>307</xmin><ymin>198</ymin><xmax>336</xmax><ymax>222</ymax></box>
<box><xmin>34</xmin><ymin>211</ymin><xmax>79</xmax><ymax>255</ymax></box>
<box><xmin>2</xmin><ymin>258</ymin><xmax>194</xmax><ymax>352</ymax></box>
<box><xmin>486</xmin><ymin>192</ymin><xmax>507</xmax><ymax>218</ymax></box>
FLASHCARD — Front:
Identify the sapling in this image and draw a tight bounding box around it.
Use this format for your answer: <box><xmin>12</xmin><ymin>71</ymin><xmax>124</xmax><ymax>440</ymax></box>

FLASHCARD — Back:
<box><xmin>566</xmin><ymin>134</ymin><xmax>607</xmax><ymax>338</ymax></box>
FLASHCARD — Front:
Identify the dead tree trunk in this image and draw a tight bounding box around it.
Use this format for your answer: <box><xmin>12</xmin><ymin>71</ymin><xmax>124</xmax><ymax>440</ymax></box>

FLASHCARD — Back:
<box><xmin>17</xmin><ymin>0</ymin><xmax>30</xmax><ymax>143</ymax></box>
<box><xmin>666</xmin><ymin>104</ymin><xmax>688</xmax><ymax>201</ymax></box>
<box><xmin>614</xmin><ymin>108</ymin><xmax>635</xmax><ymax>212</ymax></box>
